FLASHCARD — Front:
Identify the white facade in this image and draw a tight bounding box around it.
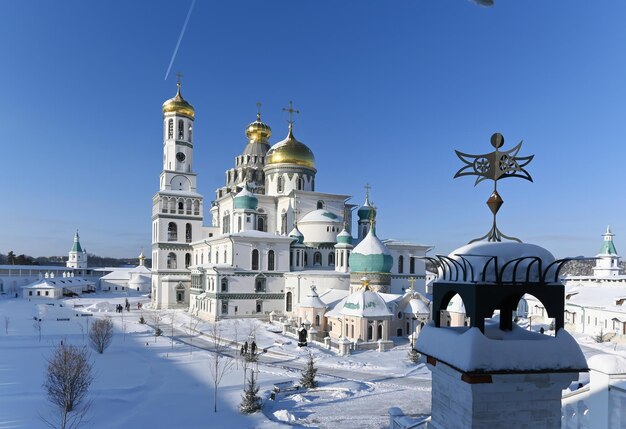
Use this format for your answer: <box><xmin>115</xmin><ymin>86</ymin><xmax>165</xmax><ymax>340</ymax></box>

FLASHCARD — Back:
<box><xmin>151</xmin><ymin>88</ymin><xmax>432</xmax><ymax>323</ymax></box>
<box><xmin>151</xmin><ymin>83</ymin><xmax>203</xmax><ymax>309</ymax></box>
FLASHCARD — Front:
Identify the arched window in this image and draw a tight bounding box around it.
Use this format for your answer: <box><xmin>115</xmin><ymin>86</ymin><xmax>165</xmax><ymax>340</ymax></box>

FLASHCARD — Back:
<box><xmin>193</xmin><ymin>200</ymin><xmax>199</xmax><ymax>215</ymax></box>
<box><xmin>410</xmin><ymin>257</ymin><xmax>415</xmax><ymax>274</ymax></box>
<box><xmin>367</xmin><ymin>324</ymin><xmax>373</xmax><ymax>341</ymax></box>
<box><xmin>178</xmin><ymin>119</ymin><xmax>184</xmax><ymax>139</ymax></box>
<box><xmin>215</xmin><ymin>251</ymin><xmax>219</xmax><ymax>264</ymax></box>
<box><xmin>188</xmin><ymin>124</ymin><xmax>192</xmax><ymax>142</ymax></box>
<box><xmin>201</xmin><ymin>253</ymin><xmax>204</xmax><ymax>264</ymax></box>
<box><xmin>304</xmin><ymin>252</ymin><xmax>308</xmax><ymax>266</ymax></box>
<box><xmin>317</xmin><ymin>200</ymin><xmax>324</xmax><ymax>210</ymax></box>
<box><xmin>251</xmin><ymin>249</ymin><xmax>259</xmax><ymax>270</ymax></box>
<box><xmin>168</xmin><ymin>222</ymin><xmax>177</xmax><ymax>241</ymax></box>
<box><xmin>195</xmin><ymin>253</ymin><xmax>198</xmax><ymax>265</ymax></box>
<box><xmin>362</xmin><ymin>226</ymin><xmax>367</xmax><ymax>237</ymax></box>
<box><xmin>185</xmin><ymin>253</ymin><xmax>191</xmax><ymax>268</ymax></box>
<box><xmin>315</xmin><ymin>314</ymin><xmax>320</xmax><ymax>326</ymax></box>
<box><xmin>277</xmin><ymin>176</ymin><xmax>283</xmax><ymax>193</ymax></box>
<box><xmin>168</xmin><ymin>119</ymin><xmax>173</xmax><ymax>139</ymax></box>
<box><xmin>237</xmin><ymin>216</ymin><xmax>242</xmax><ymax>232</ymax></box>
<box><xmin>268</xmin><ymin>250</ymin><xmax>275</xmax><ymax>271</ymax></box>
<box><xmin>178</xmin><ymin>201</ymin><xmax>184</xmax><ymax>213</ymax></box>
<box><xmin>167</xmin><ymin>252</ymin><xmax>177</xmax><ymax>269</ymax></box>
<box><xmin>221</xmin><ymin>278</ymin><xmax>228</xmax><ymax>292</ymax></box>
<box><xmin>339</xmin><ymin>252</ymin><xmax>343</xmax><ymax>266</ymax></box>
<box><xmin>398</xmin><ymin>255</ymin><xmax>404</xmax><ymax>274</ymax></box>
<box><xmin>328</xmin><ymin>252</ymin><xmax>335</xmax><ymax>266</ymax></box>
<box><xmin>313</xmin><ymin>252</ymin><xmax>322</xmax><ymax>266</ymax></box>
<box><xmin>223</xmin><ymin>250</ymin><xmax>227</xmax><ymax>264</ymax></box>
<box><xmin>257</xmin><ymin>217</ymin><xmax>265</xmax><ymax>232</ymax></box>
<box><xmin>284</xmin><ymin>292</ymin><xmax>293</xmax><ymax>313</ymax></box>
<box><xmin>221</xmin><ymin>301</ymin><xmax>228</xmax><ymax>315</ymax></box>
<box><xmin>377</xmin><ymin>324</ymin><xmax>383</xmax><ymax>340</ymax></box>
<box><xmin>186</xmin><ymin>223</ymin><xmax>192</xmax><ymax>243</ymax></box>
<box><xmin>297</xmin><ymin>177</ymin><xmax>303</xmax><ymax>190</ymax></box>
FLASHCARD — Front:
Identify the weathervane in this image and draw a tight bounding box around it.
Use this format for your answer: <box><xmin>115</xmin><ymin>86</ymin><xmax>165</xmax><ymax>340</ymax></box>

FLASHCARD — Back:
<box><xmin>454</xmin><ymin>132</ymin><xmax>534</xmax><ymax>243</ymax></box>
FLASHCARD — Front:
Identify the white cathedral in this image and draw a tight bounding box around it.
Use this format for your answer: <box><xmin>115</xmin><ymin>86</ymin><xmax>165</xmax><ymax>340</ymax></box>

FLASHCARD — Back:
<box><xmin>150</xmin><ymin>84</ymin><xmax>432</xmax><ymax>326</ymax></box>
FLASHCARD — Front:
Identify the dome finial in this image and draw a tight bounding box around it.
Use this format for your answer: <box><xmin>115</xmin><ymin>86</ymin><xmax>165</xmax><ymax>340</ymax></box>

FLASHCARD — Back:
<box><xmin>282</xmin><ymin>100</ymin><xmax>300</xmax><ymax>133</ymax></box>
<box><xmin>256</xmin><ymin>101</ymin><xmax>262</xmax><ymax>121</ymax></box>
<box><xmin>364</xmin><ymin>183</ymin><xmax>371</xmax><ymax>206</ymax></box>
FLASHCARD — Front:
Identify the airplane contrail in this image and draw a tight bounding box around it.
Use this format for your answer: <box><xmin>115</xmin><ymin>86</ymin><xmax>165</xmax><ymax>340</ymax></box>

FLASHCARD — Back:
<box><xmin>164</xmin><ymin>0</ymin><xmax>197</xmax><ymax>80</ymax></box>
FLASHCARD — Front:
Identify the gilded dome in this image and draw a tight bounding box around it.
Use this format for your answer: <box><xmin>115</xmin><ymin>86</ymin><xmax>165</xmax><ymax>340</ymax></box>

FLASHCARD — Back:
<box><xmin>162</xmin><ymin>83</ymin><xmax>195</xmax><ymax>119</ymax></box>
<box><xmin>246</xmin><ymin>113</ymin><xmax>272</xmax><ymax>143</ymax></box>
<box><xmin>265</xmin><ymin>125</ymin><xmax>316</xmax><ymax>170</ymax></box>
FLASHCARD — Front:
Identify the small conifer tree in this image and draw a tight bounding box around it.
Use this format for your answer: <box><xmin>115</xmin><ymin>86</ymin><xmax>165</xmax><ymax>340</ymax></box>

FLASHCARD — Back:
<box><xmin>240</xmin><ymin>371</ymin><xmax>262</xmax><ymax>414</ymax></box>
<box><xmin>300</xmin><ymin>351</ymin><xmax>317</xmax><ymax>389</ymax></box>
<box><xmin>408</xmin><ymin>348</ymin><xmax>420</xmax><ymax>363</ymax></box>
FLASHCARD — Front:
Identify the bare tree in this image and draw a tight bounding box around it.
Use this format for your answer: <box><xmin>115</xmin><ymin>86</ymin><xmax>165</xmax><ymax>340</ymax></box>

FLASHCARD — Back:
<box><xmin>151</xmin><ymin>309</ymin><xmax>164</xmax><ymax>342</ymax></box>
<box><xmin>42</xmin><ymin>343</ymin><xmax>93</xmax><ymax>429</ymax></box>
<box><xmin>89</xmin><ymin>318</ymin><xmax>113</xmax><ymax>354</ymax></box>
<box><xmin>4</xmin><ymin>316</ymin><xmax>9</xmax><ymax>335</ymax></box>
<box><xmin>208</xmin><ymin>322</ymin><xmax>234</xmax><ymax>413</ymax></box>
<box><xmin>76</xmin><ymin>322</ymin><xmax>85</xmax><ymax>344</ymax></box>
<box><xmin>34</xmin><ymin>318</ymin><xmax>42</xmax><ymax>342</ymax></box>
<box><xmin>188</xmin><ymin>309</ymin><xmax>201</xmax><ymax>355</ymax></box>
<box><xmin>170</xmin><ymin>311</ymin><xmax>176</xmax><ymax>349</ymax></box>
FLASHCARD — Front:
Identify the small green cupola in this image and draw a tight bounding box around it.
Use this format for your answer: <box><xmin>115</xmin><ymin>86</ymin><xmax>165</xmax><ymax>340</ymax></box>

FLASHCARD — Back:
<box><xmin>289</xmin><ymin>225</ymin><xmax>305</xmax><ymax>245</ymax></box>
<box><xmin>71</xmin><ymin>230</ymin><xmax>83</xmax><ymax>253</ymax></box>
<box><xmin>600</xmin><ymin>225</ymin><xmax>618</xmax><ymax>255</ymax></box>
<box><xmin>357</xmin><ymin>192</ymin><xmax>376</xmax><ymax>221</ymax></box>
<box><xmin>336</xmin><ymin>227</ymin><xmax>353</xmax><ymax>245</ymax></box>
<box><xmin>233</xmin><ymin>182</ymin><xmax>258</xmax><ymax>210</ymax></box>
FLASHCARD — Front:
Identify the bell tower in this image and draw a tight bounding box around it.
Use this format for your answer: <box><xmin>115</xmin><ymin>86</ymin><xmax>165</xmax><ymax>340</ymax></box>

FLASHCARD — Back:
<box><xmin>151</xmin><ymin>79</ymin><xmax>204</xmax><ymax>309</ymax></box>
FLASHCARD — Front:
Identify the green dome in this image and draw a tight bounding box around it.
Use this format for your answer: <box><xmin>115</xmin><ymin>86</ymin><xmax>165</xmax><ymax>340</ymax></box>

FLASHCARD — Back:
<box><xmin>288</xmin><ymin>226</ymin><xmax>304</xmax><ymax>244</ymax></box>
<box><xmin>357</xmin><ymin>195</ymin><xmax>376</xmax><ymax>221</ymax></box>
<box><xmin>233</xmin><ymin>186</ymin><xmax>258</xmax><ymax>210</ymax></box>
<box><xmin>336</xmin><ymin>228</ymin><xmax>353</xmax><ymax>245</ymax></box>
<box><xmin>349</xmin><ymin>228</ymin><xmax>392</xmax><ymax>273</ymax></box>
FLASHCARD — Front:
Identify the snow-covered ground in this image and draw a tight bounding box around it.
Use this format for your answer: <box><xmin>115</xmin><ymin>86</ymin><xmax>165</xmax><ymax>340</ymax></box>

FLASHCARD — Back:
<box><xmin>3</xmin><ymin>293</ymin><xmax>623</xmax><ymax>429</ymax></box>
<box><xmin>0</xmin><ymin>294</ymin><xmax>431</xmax><ymax>429</ymax></box>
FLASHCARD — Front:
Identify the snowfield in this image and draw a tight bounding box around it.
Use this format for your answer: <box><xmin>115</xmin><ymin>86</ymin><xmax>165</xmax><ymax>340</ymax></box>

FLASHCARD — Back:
<box><xmin>3</xmin><ymin>294</ymin><xmax>621</xmax><ymax>428</ymax></box>
<box><xmin>0</xmin><ymin>294</ymin><xmax>431</xmax><ymax>429</ymax></box>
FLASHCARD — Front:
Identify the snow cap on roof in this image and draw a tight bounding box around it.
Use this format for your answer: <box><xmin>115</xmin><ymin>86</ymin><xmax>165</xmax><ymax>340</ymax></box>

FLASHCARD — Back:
<box><xmin>299</xmin><ymin>286</ymin><xmax>327</xmax><ymax>309</ymax></box>
<box><xmin>340</xmin><ymin>289</ymin><xmax>392</xmax><ymax>318</ymax></box>
<box><xmin>349</xmin><ymin>226</ymin><xmax>392</xmax><ymax>273</ymax></box>
<box><xmin>444</xmin><ymin>241</ymin><xmax>556</xmax><ymax>283</ymax></box>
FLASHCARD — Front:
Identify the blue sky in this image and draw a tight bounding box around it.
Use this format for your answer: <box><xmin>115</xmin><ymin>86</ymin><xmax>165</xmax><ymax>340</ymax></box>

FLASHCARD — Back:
<box><xmin>3</xmin><ymin>0</ymin><xmax>626</xmax><ymax>258</ymax></box>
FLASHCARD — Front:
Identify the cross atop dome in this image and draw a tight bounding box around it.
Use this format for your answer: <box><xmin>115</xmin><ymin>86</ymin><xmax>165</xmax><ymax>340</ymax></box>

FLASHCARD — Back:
<box><xmin>282</xmin><ymin>100</ymin><xmax>300</xmax><ymax>127</ymax></box>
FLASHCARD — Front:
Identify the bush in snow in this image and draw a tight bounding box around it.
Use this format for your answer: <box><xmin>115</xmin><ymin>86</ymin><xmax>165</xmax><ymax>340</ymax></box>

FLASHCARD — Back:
<box><xmin>139</xmin><ymin>315</ymin><xmax>146</xmax><ymax>324</ymax></box>
<box><xmin>407</xmin><ymin>348</ymin><xmax>420</xmax><ymax>363</ymax></box>
<box><xmin>89</xmin><ymin>318</ymin><xmax>113</xmax><ymax>354</ymax></box>
<box><xmin>240</xmin><ymin>371</ymin><xmax>262</xmax><ymax>414</ymax></box>
<box><xmin>300</xmin><ymin>351</ymin><xmax>317</xmax><ymax>389</ymax></box>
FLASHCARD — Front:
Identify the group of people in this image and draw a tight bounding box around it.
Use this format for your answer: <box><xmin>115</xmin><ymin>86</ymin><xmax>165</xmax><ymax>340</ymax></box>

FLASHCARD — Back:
<box><xmin>240</xmin><ymin>340</ymin><xmax>257</xmax><ymax>356</ymax></box>
<box><xmin>115</xmin><ymin>298</ymin><xmax>132</xmax><ymax>313</ymax></box>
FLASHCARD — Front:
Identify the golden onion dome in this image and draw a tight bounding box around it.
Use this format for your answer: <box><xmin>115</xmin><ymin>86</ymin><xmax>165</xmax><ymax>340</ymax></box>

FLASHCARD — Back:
<box><xmin>162</xmin><ymin>82</ymin><xmax>195</xmax><ymax>119</ymax></box>
<box><xmin>245</xmin><ymin>112</ymin><xmax>272</xmax><ymax>143</ymax></box>
<box><xmin>265</xmin><ymin>125</ymin><xmax>316</xmax><ymax>170</ymax></box>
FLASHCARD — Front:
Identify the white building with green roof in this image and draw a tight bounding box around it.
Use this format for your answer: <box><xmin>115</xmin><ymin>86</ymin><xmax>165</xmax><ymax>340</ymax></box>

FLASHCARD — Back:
<box><xmin>523</xmin><ymin>226</ymin><xmax>626</xmax><ymax>339</ymax></box>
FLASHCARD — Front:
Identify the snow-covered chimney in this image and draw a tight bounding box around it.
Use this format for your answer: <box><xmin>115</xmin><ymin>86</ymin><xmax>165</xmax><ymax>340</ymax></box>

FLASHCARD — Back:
<box><xmin>416</xmin><ymin>241</ymin><xmax>587</xmax><ymax>429</ymax></box>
